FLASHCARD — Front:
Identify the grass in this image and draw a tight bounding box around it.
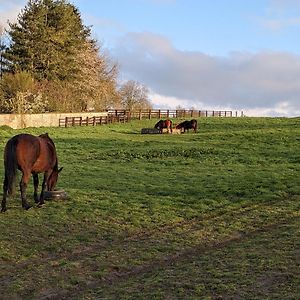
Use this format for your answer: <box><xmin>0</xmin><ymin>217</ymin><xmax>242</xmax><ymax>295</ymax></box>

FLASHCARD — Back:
<box><xmin>0</xmin><ymin>117</ymin><xmax>299</xmax><ymax>299</ymax></box>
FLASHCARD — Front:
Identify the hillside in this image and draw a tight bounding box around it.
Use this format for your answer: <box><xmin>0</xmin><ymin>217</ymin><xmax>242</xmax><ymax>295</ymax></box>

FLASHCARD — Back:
<box><xmin>0</xmin><ymin>117</ymin><xmax>299</xmax><ymax>299</ymax></box>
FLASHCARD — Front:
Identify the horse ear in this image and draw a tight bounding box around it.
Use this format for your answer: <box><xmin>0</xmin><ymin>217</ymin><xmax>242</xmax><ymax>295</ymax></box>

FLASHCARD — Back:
<box><xmin>58</xmin><ymin>167</ymin><xmax>63</xmax><ymax>173</ymax></box>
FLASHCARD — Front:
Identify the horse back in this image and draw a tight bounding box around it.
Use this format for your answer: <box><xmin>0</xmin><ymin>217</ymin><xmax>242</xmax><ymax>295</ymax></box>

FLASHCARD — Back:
<box><xmin>11</xmin><ymin>134</ymin><xmax>56</xmax><ymax>173</ymax></box>
<box><xmin>9</xmin><ymin>134</ymin><xmax>40</xmax><ymax>171</ymax></box>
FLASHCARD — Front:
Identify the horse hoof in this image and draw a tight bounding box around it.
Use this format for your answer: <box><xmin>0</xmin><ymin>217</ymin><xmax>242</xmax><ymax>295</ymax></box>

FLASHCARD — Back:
<box><xmin>37</xmin><ymin>201</ymin><xmax>45</xmax><ymax>208</ymax></box>
<box><xmin>1</xmin><ymin>208</ymin><xmax>7</xmax><ymax>213</ymax></box>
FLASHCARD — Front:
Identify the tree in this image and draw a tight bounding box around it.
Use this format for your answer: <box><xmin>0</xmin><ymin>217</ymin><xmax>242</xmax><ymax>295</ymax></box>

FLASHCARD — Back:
<box><xmin>4</xmin><ymin>0</ymin><xmax>91</xmax><ymax>81</ymax></box>
<box><xmin>0</xmin><ymin>71</ymin><xmax>48</xmax><ymax>113</ymax></box>
<box><xmin>2</xmin><ymin>0</ymin><xmax>120</xmax><ymax>112</ymax></box>
<box><xmin>73</xmin><ymin>40</ymin><xmax>120</xmax><ymax>111</ymax></box>
<box><xmin>119</xmin><ymin>80</ymin><xmax>152</xmax><ymax>110</ymax></box>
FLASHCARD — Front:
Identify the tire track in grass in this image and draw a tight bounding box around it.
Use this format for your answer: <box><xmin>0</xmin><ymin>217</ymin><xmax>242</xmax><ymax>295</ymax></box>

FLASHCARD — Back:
<box><xmin>63</xmin><ymin>215</ymin><xmax>300</xmax><ymax>299</ymax></box>
<box><xmin>1</xmin><ymin>196</ymin><xmax>299</xmax><ymax>298</ymax></box>
<box><xmin>31</xmin><ymin>197</ymin><xmax>300</xmax><ymax>298</ymax></box>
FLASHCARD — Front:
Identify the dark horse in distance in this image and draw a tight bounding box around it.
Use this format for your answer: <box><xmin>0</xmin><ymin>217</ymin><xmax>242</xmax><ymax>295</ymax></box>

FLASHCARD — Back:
<box><xmin>1</xmin><ymin>133</ymin><xmax>62</xmax><ymax>212</ymax></box>
<box><xmin>176</xmin><ymin>119</ymin><xmax>198</xmax><ymax>133</ymax></box>
<box><xmin>154</xmin><ymin>119</ymin><xmax>173</xmax><ymax>133</ymax></box>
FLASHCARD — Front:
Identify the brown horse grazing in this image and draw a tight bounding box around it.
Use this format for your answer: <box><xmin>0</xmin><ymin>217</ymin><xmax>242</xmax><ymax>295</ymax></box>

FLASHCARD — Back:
<box><xmin>1</xmin><ymin>133</ymin><xmax>62</xmax><ymax>212</ymax></box>
<box><xmin>154</xmin><ymin>119</ymin><xmax>173</xmax><ymax>133</ymax></box>
<box><xmin>176</xmin><ymin>119</ymin><xmax>197</xmax><ymax>133</ymax></box>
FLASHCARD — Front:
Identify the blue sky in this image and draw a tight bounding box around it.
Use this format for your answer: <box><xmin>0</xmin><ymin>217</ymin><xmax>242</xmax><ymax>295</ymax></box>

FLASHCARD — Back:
<box><xmin>1</xmin><ymin>0</ymin><xmax>300</xmax><ymax>116</ymax></box>
<box><xmin>78</xmin><ymin>0</ymin><xmax>300</xmax><ymax>55</ymax></box>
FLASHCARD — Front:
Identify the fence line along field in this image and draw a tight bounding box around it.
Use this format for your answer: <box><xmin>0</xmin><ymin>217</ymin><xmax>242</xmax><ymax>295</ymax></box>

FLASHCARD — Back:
<box><xmin>0</xmin><ymin>117</ymin><xmax>299</xmax><ymax>299</ymax></box>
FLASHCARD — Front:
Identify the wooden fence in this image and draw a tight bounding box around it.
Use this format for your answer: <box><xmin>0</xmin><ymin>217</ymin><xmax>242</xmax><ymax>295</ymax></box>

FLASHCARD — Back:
<box><xmin>59</xmin><ymin>109</ymin><xmax>243</xmax><ymax>127</ymax></box>
<box><xmin>108</xmin><ymin>109</ymin><xmax>242</xmax><ymax>119</ymax></box>
<box><xmin>59</xmin><ymin>115</ymin><xmax>128</xmax><ymax>127</ymax></box>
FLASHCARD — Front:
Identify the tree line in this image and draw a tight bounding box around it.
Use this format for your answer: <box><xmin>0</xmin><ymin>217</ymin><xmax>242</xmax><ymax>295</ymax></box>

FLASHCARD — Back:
<box><xmin>0</xmin><ymin>0</ymin><xmax>152</xmax><ymax>114</ymax></box>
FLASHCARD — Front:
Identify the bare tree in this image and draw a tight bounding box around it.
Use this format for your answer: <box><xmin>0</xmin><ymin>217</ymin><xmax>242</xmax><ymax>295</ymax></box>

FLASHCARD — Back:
<box><xmin>119</xmin><ymin>80</ymin><xmax>152</xmax><ymax>110</ymax></box>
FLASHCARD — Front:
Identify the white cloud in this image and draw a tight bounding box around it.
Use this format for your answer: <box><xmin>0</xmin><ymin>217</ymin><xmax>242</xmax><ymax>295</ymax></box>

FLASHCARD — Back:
<box><xmin>113</xmin><ymin>32</ymin><xmax>300</xmax><ymax>117</ymax></box>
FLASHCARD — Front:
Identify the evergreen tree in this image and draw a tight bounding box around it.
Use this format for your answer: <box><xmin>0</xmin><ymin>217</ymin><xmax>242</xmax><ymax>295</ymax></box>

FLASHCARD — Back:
<box><xmin>4</xmin><ymin>0</ymin><xmax>91</xmax><ymax>81</ymax></box>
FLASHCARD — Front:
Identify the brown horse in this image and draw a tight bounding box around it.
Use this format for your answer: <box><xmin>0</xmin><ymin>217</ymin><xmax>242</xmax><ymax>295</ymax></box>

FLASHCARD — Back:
<box><xmin>1</xmin><ymin>133</ymin><xmax>62</xmax><ymax>212</ymax></box>
<box><xmin>176</xmin><ymin>119</ymin><xmax>197</xmax><ymax>133</ymax></box>
<box><xmin>154</xmin><ymin>119</ymin><xmax>173</xmax><ymax>133</ymax></box>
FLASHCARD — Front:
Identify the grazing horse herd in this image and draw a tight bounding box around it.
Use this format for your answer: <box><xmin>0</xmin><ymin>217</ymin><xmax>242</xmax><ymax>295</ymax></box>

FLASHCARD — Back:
<box><xmin>2</xmin><ymin>118</ymin><xmax>197</xmax><ymax>212</ymax></box>
<box><xmin>155</xmin><ymin>119</ymin><xmax>197</xmax><ymax>134</ymax></box>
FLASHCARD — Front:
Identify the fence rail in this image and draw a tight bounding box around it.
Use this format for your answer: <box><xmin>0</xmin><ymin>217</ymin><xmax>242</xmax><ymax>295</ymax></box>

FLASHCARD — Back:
<box><xmin>59</xmin><ymin>115</ymin><xmax>128</xmax><ymax>127</ymax></box>
<box><xmin>59</xmin><ymin>109</ymin><xmax>243</xmax><ymax>127</ymax></box>
<box><xmin>108</xmin><ymin>109</ymin><xmax>242</xmax><ymax>119</ymax></box>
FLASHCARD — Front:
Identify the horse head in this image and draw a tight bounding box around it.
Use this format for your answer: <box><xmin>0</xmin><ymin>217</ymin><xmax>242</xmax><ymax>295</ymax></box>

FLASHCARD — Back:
<box><xmin>47</xmin><ymin>167</ymin><xmax>63</xmax><ymax>191</ymax></box>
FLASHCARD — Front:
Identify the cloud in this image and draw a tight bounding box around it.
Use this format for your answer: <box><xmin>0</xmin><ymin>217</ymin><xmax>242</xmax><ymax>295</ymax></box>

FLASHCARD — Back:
<box><xmin>113</xmin><ymin>32</ymin><xmax>300</xmax><ymax>116</ymax></box>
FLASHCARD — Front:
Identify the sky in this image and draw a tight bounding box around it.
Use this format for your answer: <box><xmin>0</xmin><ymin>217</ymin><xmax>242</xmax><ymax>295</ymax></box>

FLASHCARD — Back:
<box><xmin>1</xmin><ymin>0</ymin><xmax>300</xmax><ymax>116</ymax></box>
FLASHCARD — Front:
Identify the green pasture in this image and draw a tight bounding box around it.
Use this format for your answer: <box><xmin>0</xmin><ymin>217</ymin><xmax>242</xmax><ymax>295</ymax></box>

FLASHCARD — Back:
<box><xmin>0</xmin><ymin>117</ymin><xmax>299</xmax><ymax>299</ymax></box>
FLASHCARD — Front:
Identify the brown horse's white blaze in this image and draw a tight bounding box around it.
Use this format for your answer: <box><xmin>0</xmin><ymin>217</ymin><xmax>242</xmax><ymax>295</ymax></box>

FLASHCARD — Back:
<box><xmin>1</xmin><ymin>133</ymin><xmax>62</xmax><ymax>212</ymax></box>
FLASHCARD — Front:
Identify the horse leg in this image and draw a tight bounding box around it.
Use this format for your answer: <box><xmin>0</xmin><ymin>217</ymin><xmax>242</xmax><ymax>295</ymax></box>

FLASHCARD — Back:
<box><xmin>20</xmin><ymin>172</ymin><xmax>31</xmax><ymax>210</ymax></box>
<box><xmin>33</xmin><ymin>173</ymin><xmax>39</xmax><ymax>203</ymax></box>
<box><xmin>38</xmin><ymin>172</ymin><xmax>50</xmax><ymax>206</ymax></box>
<box><xmin>1</xmin><ymin>176</ymin><xmax>8</xmax><ymax>212</ymax></box>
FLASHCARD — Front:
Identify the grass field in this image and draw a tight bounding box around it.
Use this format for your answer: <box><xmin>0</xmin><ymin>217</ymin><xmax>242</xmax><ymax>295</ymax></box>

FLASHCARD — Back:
<box><xmin>0</xmin><ymin>117</ymin><xmax>299</xmax><ymax>299</ymax></box>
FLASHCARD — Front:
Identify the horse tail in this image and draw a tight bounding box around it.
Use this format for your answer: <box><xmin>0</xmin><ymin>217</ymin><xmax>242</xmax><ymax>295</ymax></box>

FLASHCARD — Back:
<box><xmin>4</xmin><ymin>139</ymin><xmax>18</xmax><ymax>195</ymax></box>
